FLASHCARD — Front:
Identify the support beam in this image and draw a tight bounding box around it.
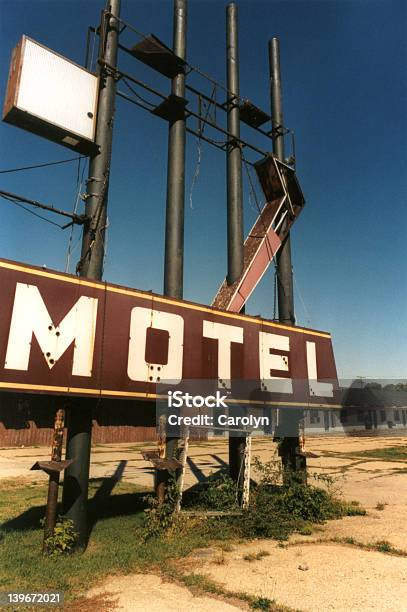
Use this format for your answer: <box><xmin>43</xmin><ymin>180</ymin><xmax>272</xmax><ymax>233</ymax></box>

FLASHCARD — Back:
<box><xmin>42</xmin><ymin>408</ymin><xmax>65</xmax><ymax>553</ymax></box>
<box><xmin>63</xmin><ymin>0</ymin><xmax>121</xmax><ymax>548</ymax></box>
<box><xmin>226</xmin><ymin>3</ymin><xmax>245</xmax><ymax>485</ymax></box>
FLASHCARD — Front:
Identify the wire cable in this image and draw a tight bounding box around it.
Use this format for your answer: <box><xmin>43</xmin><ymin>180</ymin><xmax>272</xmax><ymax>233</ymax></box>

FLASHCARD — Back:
<box><xmin>0</xmin><ymin>156</ymin><xmax>85</xmax><ymax>175</ymax></box>
<box><xmin>293</xmin><ymin>271</ymin><xmax>312</xmax><ymax>327</ymax></box>
<box><xmin>189</xmin><ymin>85</ymin><xmax>218</xmax><ymax>209</ymax></box>
<box><xmin>65</xmin><ymin>157</ymin><xmax>87</xmax><ymax>272</ymax></box>
<box><xmin>1</xmin><ymin>193</ymin><xmax>64</xmax><ymax>228</ymax></box>
<box><xmin>122</xmin><ymin>78</ymin><xmax>156</xmax><ymax>109</ymax></box>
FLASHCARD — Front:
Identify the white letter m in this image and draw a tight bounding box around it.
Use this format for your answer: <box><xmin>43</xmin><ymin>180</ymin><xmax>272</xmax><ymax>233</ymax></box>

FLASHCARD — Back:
<box><xmin>4</xmin><ymin>283</ymin><xmax>98</xmax><ymax>377</ymax></box>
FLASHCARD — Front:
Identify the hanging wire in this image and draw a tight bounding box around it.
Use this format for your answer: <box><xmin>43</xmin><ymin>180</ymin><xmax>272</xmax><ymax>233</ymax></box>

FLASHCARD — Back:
<box><xmin>103</xmin><ymin>216</ymin><xmax>110</xmax><ymax>270</ymax></box>
<box><xmin>292</xmin><ymin>270</ymin><xmax>312</xmax><ymax>327</ymax></box>
<box><xmin>1</xmin><ymin>193</ymin><xmax>64</xmax><ymax>228</ymax></box>
<box><xmin>189</xmin><ymin>85</ymin><xmax>218</xmax><ymax>209</ymax></box>
<box><xmin>121</xmin><ymin>78</ymin><xmax>157</xmax><ymax>109</ymax></box>
<box><xmin>244</xmin><ymin>163</ymin><xmax>262</xmax><ymax>214</ymax></box>
<box><xmin>65</xmin><ymin>157</ymin><xmax>87</xmax><ymax>272</ymax></box>
<box><xmin>0</xmin><ymin>156</ymin><xmax>84</xmax><ymax>174</ymax></box>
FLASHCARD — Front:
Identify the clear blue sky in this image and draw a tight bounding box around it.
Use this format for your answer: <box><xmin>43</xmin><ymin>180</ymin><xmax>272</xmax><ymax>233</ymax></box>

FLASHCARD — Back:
<box><xmin>0</xmin><ymin>0</ymin><xmax>406</xmax><ymax>380</ymax></box>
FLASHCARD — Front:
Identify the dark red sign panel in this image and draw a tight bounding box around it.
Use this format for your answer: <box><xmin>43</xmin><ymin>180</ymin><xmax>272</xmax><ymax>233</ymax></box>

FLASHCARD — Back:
<box><xmin>0</xmin><ymin>259</ymin><xmax>339</xmax><ymax>408</ymax></box>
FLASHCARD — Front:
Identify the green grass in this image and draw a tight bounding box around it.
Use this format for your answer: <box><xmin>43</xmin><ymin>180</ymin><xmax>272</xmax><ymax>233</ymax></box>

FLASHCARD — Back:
<box><xmin>289</xmin><ymin>536</ymin><xmax>407</xmax><ymax>557</ymax></box>
<box><xmin>0</xmin><ymin>479</ymin><xmax>214</xmax><ymax>602</ymax></box>
<box><xmin>339</xmin><ymin>537</ymin><xmax>407</xmax><ymax>557</ymax></box>
<box><xmin>342</xmin><ymin>446</ymin><xmax>407</xmax><ymax>461</ymax></box>
<box><xmin>0</xmin><ymin>476</ymin><xmax>301</xmax><ymax>609</ymax></box>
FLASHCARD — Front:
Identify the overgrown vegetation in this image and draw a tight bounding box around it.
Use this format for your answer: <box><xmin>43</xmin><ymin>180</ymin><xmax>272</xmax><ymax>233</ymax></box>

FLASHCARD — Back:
<box><xmin>142</xmin><ymin>457</ymin><xmax>365</xmax><ymax>543</ymax></box>
<box><xmin>0</xmin><ymin>457</ymin><xmax>365</xmax><ymax>605</ymax></box>
<box><xmin>41</xmin><ymin>516</ymin><xmax>77</xmax><ymax>556</ymax></box>
<box><xmin>0</xmin><ymin>479</ymin><xmax>205</xmax><ymax>600</ymax></box>
<box><xmin>236</xmin><ymin>459</ymin><xmax>364</xmax><ymax>541</ymax></box>
<box><xmin>142</xmin><ymin>476</ymin><xmax>179</xmax><ymax>539</ymax></box>
<box><xmin>188</xmin><ymin>472</ymin><xmax>238</xmax><ymax>510</ymax></box>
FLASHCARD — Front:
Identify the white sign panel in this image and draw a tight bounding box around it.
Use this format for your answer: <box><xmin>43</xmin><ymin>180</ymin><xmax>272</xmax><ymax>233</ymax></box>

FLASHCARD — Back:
<box><xmin>3</xmin><ymin>36</ymin><xmax>98</xmax><ymax>154</ymax></box>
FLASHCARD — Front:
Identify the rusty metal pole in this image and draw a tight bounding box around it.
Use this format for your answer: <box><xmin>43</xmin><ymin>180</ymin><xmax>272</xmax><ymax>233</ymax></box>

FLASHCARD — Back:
<box><xmin>269</xmin><ymin>38</ymin><xmax>305</xmax><ymax>482</ymax></box>
<box><xmin>226</xmin><ymin>3</ymin><xmax>246</xmax><ymax>486</ymax></box>
<box><xmin>43</xmin><ymin>408</ymin><xmax>65</xmax><ymax>553</ymax></box>
<box><xmin>63</xmin><ymin>0</ymin><xmax>121</xmax><ymax>547</ymax></box>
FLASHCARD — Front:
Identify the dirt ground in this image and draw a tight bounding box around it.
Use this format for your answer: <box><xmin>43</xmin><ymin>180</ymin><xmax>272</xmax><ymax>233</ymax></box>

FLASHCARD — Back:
<box><xmin>1</xmin><ymin>434</ymin><xmax>407</xmax><ymax>611</ymax></box>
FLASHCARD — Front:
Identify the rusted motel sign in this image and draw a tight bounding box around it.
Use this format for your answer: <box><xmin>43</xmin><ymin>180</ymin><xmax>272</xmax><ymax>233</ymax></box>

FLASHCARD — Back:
<box><xmin>0</xmin><ymin>259</ymin><xmax>339</xmax><ymax>407</ymax></box>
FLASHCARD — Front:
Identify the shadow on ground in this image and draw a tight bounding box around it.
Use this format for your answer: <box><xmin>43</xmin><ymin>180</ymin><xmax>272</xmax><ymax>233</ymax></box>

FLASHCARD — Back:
<box><xmin>1</xmin><ymin>461</ymin><xmax>148</xmax><ymax>538</ymax></box>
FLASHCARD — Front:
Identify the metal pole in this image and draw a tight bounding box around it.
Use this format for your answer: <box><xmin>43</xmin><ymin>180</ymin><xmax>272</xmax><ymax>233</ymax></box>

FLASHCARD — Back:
<box><xmin>63</xmin><ymin>0</ymin><xmax>121</xmax><ymax>548</ymax></box>
<box><xmin>62</xmin><ymin>403</ymin><xmax>93</xmax><ymax>548</ymax></box>
<box><xmin>226</xmin><ymin>2</ymin><xmax>244</xmax><ymax>286</ymax></box>
<box><xmin>161</xmin><ymin>0</ymin><xmax>188</xmax><ymax>497</ymax></box>
<box><xmin>226</xmin><ymin>3</ymin><xmax>245</xmax><ymax>485</ymax></box>
<box><xmin>269</xmin><ymin>38</ymin><xmax>305</xmax><ymax>481</ymax></box>
<box><xmin>269</xmin><ymin>38</ymin><xmax>295</xmax><ymax>326</ymax></box>
<box><xmin>163</xmin><ymin>0</ymin><xmax>188</xmax><ymax>299</ymax></box>
<box><xmin>78</xmin><ymin>1</ymin><xmax>120</xmax><ymax>280</ymax></box>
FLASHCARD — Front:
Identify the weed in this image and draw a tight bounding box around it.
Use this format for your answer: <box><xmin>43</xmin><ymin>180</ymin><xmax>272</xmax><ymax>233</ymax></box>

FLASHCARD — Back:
<box><xmin>297</xmin><ymin>523</ymin><xmax>313</xmax><ymax>535</ymax></box>
<box><xmin>311</xmin><ymin>471</ymin><xmax>344</xmax><ymax>495</ymax></box>
<box><xmin>252</xmin><ymin>456</ymin><xmax>282</xmax><ymax>485</ymax></box>
<box><xmin>339</xmin><ymin>501</ymin><xmax>366</xmax><ymax>516</ymax></box>
<box><xmin>182</xmin><ymin>574</ymin><xmax>290</xmax><ymax>611</ymax></box>
<box><xmin>243</xmin><ymin>550</ymin><xmax>270</xmax><ymax>562</ymax></box>
<box><xmin>182</xmin><ymin>573</ymin><xmax>223</xmax><ymax>595</ymax></box>
<box><xmin>375</xmin><ymin>501</ymin><xmax>387</xmax><ymax>511</ymax></box>
<box><xmin>142</xmin><ymin>476</ymin><xmax>179</xmax><ymax>539</ymax></box>
<box><xmin>183</xmin><ymin>473</ymin><xmax>238</xmax><ymax>511</ymax></box>
<box><xmin>328</xmin><ymin>536</ymin><xmax>407</xmax><ymax>557</ymax></box>
<box><xmin>375</xmin><ymin>540</ymin><xmax>393</xmax><ymax>553</ymax></box>
<box><xmin>41</xmin><ymin>516</ymin><xmax>77</xmax><ymax>556</ymax></box>
<box><xmin>250</xmin><ymin>597</ymin><xmax>276</xmax><ymax>611</ymax></box>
